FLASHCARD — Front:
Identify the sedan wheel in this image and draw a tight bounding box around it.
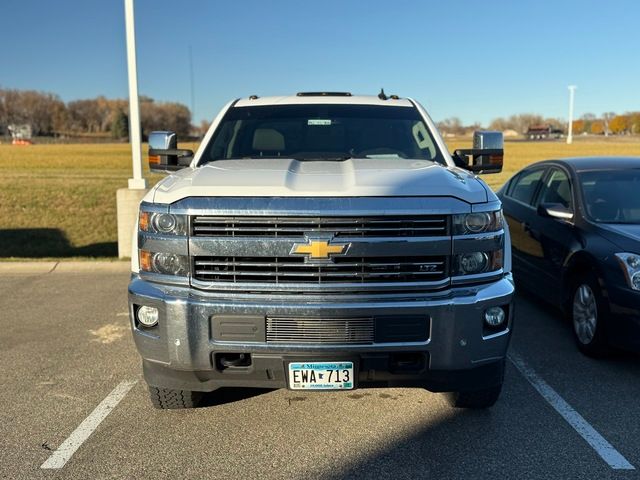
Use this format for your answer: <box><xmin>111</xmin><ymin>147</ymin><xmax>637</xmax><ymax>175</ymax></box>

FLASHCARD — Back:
<box><xmin>570</xmin><ymin>273</ymin><xmax>608</xmax><ymax>356</ymax></box>
<box><xmin>573</xmin><ymin>284</ymin><xmax>597</xmax><ymax>345</ymax></box>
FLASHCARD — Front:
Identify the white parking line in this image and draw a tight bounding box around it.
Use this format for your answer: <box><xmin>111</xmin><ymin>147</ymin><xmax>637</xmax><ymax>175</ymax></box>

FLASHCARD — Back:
<box><xmin>41</xmin><ymin>380</ymin><xmax>137</xmax><ymax>470</ymax></box>
<box><xmin>508</xmin><ymin>352</ymin><xmax>635</xmax><ymax>470</ymax></box>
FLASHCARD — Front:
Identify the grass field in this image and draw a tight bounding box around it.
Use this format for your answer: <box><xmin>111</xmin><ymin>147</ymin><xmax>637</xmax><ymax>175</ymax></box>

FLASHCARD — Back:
<box><xmin>0</xmin><ymin>138</ymin><xmax>638</xmax><ymax>258</ymax></box>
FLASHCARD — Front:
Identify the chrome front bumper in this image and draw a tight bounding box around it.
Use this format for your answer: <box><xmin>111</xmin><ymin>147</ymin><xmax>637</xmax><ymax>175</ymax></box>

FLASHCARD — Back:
<box><xmin>128</xmin><ymin>274</ymin><xmax>514</xmax><ymax>388</ymax></box>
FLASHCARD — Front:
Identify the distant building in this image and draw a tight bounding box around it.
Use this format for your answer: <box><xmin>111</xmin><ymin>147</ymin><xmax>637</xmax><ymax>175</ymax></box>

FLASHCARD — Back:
<box><xmin>8</xmin><ymin>124</ymin><xmax>33</xmax><ymax>145</ymax></box>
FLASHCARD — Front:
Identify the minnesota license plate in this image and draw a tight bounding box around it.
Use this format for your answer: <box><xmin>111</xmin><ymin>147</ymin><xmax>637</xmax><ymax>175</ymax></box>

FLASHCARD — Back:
<box><xmin>288</xmin><ymin>362</ymin><xmax>354</xmax><ymax>390</ymax></box>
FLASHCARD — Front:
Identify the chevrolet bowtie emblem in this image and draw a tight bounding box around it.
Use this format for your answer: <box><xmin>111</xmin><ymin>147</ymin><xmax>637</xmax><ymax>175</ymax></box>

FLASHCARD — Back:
<box><xmin>291</xmin><ymin>238</ymin><xmax>349</xmax><ymax>261</ymax></box>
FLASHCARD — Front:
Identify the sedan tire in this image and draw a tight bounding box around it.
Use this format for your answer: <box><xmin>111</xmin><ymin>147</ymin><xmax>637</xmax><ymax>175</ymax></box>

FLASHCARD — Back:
<box><xmin>571</xmin><ymin>273</ymin><xmax>609</xmax><ymax>357</ymax></box>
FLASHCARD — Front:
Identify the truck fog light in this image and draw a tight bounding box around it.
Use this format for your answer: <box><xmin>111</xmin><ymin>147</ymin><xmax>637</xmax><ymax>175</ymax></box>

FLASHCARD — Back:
<box><xmin>484</xmin><ymin>306</ymin><xmax>506</xmax><ymax>327</ymax></box>
<box><xmin>459</xmin><ymin>252</ymin><xmax>488</xmax><ymax>275</ymax></box>
<box><xmin>137</xmin><ymin>306</ymin><xmax>159</xmax><ymax>327</ymax></box>
<box><xmin>632</xmin><ymin>272</ymin><xmax>640</xmax><ymax>290</ymax></box>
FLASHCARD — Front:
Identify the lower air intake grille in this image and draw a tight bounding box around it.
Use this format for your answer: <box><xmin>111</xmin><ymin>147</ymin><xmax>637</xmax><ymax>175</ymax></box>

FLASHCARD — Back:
<box><xmin>266</xmin><ymin>317</ymin><xmax>374</xmax><ymax>345</ymax></box>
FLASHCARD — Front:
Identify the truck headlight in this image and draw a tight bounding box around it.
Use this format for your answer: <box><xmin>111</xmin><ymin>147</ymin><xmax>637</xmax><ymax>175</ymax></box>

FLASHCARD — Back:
<box><xmin>139</xmin><ymin>211</ymin><xmax>187</xmax><ymax>236</ymax></box>
<box><xmin>452</xmin><ymin>210</ymin><xmax>503</xmax><ymax>235</ymax></box>
<box><xmin>140</xmin><ymin>250</ymin><xmax>189</xmax><ymax>276</ymax></box>
<box><xmin>615</xmin><ymin>253</ymin><xmax>640</xmax><ymax>290</ymax></box>
<box><xmin>454</xmin><ymin>250</ymin><xmax>503</xmax><ymax>276</ymax></box>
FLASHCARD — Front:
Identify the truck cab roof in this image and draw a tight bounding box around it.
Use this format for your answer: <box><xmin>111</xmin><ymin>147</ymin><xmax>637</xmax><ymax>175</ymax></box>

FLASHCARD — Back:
<box><xmin>234</xmin><ymin>93</ymin><xmax>414</xmax><ymax>108</ymax></box>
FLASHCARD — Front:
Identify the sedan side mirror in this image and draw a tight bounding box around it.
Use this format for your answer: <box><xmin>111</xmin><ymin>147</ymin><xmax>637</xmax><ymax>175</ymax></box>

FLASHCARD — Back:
<box><xmin>453</xmin><ymin>131</ymin><xmax>504</xmax><ymax>174</ymax></box>
<box><xmin>538</xmin><ymin>203</ymin><xmax>574</xmax><ymax>220</ymax></box>
<box><xmin>148</xmin><ymin>131</ymin><xmax>194</xmax><ymax>172</ymax></box>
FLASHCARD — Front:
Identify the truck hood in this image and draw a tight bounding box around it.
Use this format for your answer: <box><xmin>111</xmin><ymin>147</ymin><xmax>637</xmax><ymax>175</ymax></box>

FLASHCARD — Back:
<box><xmin>152</xmin><ymin>158</ymin><xmax>489</xmax><ymax>204</ymax></box>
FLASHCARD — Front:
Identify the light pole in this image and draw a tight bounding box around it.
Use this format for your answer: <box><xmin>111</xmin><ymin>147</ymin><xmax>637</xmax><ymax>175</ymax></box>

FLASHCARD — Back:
<box><xmin>124</xmin><ymin>0</ymin><xmax>146</xmax><ymax>189</ymax></box>
<box><xmin>567</xmin><ymin>85</ymin><xmax>577</xmax><ymax>145</ymax></box>
<box><xmin>117</xmin><ymin>0</ymin><xmax>148</xmax><ymax>259</ymax></box>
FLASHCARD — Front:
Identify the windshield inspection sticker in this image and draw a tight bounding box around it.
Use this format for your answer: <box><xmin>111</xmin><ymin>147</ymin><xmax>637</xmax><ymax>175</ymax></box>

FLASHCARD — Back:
<box><xmin>308</xmin><ymin>119</ymin><xmax>332</xmax><ymax>126</ymax></box>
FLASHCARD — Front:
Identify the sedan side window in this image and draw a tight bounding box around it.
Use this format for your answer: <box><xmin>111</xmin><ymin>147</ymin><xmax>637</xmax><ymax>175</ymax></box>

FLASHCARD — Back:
<box><xmin>539</xmin><ymin>169</ymin><xmax>573</xmax><ymax>210</ymax></box>
<box><xmin>508</xmin><ymin>168</ymin><xmax>545</xmax><ymax>206</ymax></box>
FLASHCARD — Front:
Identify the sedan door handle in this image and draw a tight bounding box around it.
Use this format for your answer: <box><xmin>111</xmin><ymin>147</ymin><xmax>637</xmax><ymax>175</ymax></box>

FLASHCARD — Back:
<box><xmin>523</xmin><ymin>222</ymin><xmax>539</xmax><ymax>239</ymax></box>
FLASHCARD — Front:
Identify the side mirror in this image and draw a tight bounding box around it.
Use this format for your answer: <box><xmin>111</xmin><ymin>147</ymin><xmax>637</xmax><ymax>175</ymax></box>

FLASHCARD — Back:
<box><xmin>148</xmin><ymin>131</ymin><xmax>194</xmax><ymax>172</ymax></box>
<box><xmin>453</xmin><ymin>131</ymin><xmax>504</xmax><ymax>174</ymax></box>
<box><xmin>537</xmin><ymin>203</ymin><xmax>573</xmax><ymax>220</ymax></box>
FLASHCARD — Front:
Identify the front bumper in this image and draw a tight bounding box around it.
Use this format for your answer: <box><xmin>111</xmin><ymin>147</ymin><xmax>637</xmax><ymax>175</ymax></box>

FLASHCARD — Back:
<box><xmin>128</xmin><ymin>274</ymin><xmax>515</xmax><ymax>392</ymax></box>
<box><xmin>607</xmin><ymin>284</ymin><xmax>640</xmax><ymax>352</ymax></box>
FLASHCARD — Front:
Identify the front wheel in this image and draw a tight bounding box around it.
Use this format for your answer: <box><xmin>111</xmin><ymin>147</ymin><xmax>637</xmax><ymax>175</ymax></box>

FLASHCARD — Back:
<box><xmin>445</xmin><ymin>361</ymin><xmax>504</xmax><ymax>409</ymax></box>
<box><xmin>571</xmin><ymin>273</ymin><xmax>608</xmax><ymax>357</ymax></box>
<box><xmin>148</xmin><ymin>386</ymin><xmax>203</xmax><ymax>409</ymax></box>
<box><xmin>446</xmin><ymin>383</ymin><xmax>503</xmax><ymax>409</ymax></box>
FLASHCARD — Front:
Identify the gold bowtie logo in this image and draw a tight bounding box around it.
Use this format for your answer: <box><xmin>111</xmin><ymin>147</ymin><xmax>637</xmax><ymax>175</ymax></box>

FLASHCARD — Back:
<box><xmin>291</xmin><ymin>239</ymin><xmax>349</xmax><ymax>260</ymax></box>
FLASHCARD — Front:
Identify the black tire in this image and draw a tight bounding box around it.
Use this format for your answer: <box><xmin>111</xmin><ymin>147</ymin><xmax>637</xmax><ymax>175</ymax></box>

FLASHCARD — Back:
<box><xmin>446</xmin><ymin>383</ymin><xmax>503</xmax><ymax>409</ymax></box>
<box><xmin>148</xmin><ymin>386</ymin><xmax>203</xmax><ymax>409</ymax></box>
<box><xmin>570</xmin><ymin>272</ymin><xmax>609</xmax><ymax>357</ymax></box>
<box><xmin>446</xmin><ymin>359</ymin><xmax>505</xmax><ymax>409</ymax></box>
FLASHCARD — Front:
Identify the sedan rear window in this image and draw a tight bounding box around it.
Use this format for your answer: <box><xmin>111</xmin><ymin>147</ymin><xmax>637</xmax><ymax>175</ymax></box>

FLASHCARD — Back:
<box><xmin>580</xmin><ymin>169</ymin><xmax>640</xmax><ymax>223</ymax></box>
<box><xmin>201</xmin><ymin>104</ymin><xmax>444</xmax><ymax>164</ymax></box>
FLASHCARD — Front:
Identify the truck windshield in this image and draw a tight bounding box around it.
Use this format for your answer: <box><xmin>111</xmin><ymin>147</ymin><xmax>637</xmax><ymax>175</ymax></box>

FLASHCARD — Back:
<box><xmin>201</xmin><ymin>104</ymin><xmax>444</xmax><ymax>163</ymax></box>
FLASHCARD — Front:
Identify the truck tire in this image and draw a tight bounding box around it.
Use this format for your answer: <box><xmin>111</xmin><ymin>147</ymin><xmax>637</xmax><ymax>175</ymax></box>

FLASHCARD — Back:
<box><xmin>148</xmin><ymin>386</ymin><xmax>203</xmax><ymax>409</ymax></box>
<box><xmin>446</xmin><ymin>383</ymin><xmax>503</xmax><ymax>409</ymax></box>
<box><xmin>445</xmin><ymin>360</ymin><xmax>505</xmax><ymax>409</ymax></box>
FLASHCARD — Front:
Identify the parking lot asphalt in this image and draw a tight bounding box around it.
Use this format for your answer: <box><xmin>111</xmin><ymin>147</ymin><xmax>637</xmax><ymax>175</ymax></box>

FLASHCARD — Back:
<box><xmin>1</xmin><ymin>268</ymin><xmax>638</xmax><ymax>479</ymax></box>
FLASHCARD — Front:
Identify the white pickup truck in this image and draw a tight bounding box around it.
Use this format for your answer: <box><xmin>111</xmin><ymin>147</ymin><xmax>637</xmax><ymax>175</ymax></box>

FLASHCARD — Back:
<box><xmin>128</xmin><ymin>92</ymin><xmax>514</xmax><ymax>409</ymax></box>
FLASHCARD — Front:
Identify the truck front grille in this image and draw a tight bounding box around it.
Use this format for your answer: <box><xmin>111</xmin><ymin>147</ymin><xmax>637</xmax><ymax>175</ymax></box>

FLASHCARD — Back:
<box><xmin>192</xmin><ymin>215</ymin><xmax>447</xmax><ymax>238</ymax></box>
<box><xmin>193</xmin><ymin>256</ymin><xmax>447</xmax><ymax>284</ymax></box>
<box><xmin>266</xmin><ymin>317</ymin><xmax>374</xmax><ymax>344</ymax></box>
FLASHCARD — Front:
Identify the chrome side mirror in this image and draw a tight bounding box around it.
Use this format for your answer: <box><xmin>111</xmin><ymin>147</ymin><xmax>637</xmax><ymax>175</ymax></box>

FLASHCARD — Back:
<box><xmin>453</xmin><ymin>131</ymin><xmax>504</xmax><ymax>174</ymax></box>
<box><xmin>148</xmin><ymin>131</ymin><xmax>193</xmax><ymax>172</ymax></box>
<box><xmin>538</xmin><ymin>203</ymin><xmax>574</xmax><ymax>220</ymax></box>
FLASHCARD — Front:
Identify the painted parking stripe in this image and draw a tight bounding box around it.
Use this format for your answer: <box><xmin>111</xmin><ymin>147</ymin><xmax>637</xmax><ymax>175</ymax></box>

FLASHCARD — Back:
<box><xmin>508</xmin><ymin>352</ymin><xmax>635</xmax><ymax>470</ymax></box>
<box><xmin>41</xmin><ymin>380</ymin><xmax>137</xmax><ymax>469</ymax></box>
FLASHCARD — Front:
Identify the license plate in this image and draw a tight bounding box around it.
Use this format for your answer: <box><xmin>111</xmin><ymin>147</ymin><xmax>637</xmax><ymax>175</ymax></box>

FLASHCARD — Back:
<box><xmin>288</xmin><ymin>362</ymin><xmax>354</xmax><ymax>390</ymax></box>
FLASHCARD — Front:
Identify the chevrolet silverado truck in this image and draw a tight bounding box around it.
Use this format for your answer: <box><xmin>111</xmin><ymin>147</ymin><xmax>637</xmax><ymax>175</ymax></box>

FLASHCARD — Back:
<box><xmin>128</xmin><ymin>91</ymin><xmax>514</xmax><ymax>409</ymax></box>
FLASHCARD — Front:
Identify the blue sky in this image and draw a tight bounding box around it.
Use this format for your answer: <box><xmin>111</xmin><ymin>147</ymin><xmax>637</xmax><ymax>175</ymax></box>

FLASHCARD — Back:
<box><xmin>2</xmin><ymin>0</ymin><xmax>639</xmax><ymax>125</ymax></box>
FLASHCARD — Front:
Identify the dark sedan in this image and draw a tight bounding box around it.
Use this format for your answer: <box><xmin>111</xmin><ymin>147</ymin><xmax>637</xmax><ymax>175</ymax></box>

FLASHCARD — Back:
<box><xmin>497</xmin><ymin>157</ymin><xmax>640</xmax><ymax>355</ymax></box>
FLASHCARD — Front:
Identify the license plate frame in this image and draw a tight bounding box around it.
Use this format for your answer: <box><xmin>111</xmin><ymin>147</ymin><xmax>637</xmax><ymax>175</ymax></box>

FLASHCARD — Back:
<box><xmin>287</xmin><ymin>361</ymin><xmax>355</xmax><ymax>390</ymax></box>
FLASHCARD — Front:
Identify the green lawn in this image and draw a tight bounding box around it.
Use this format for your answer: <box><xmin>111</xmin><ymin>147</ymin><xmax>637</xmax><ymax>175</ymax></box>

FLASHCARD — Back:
<box><xmin>0</xmin><ymin>138</ymin><xmax>637</xmax><ymax>258</ymax></box>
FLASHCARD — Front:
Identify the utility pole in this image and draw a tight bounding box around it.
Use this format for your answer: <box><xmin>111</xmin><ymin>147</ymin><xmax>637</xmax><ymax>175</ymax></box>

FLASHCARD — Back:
<box><xmin>125</xmin><ymin>0</ymin><xmax>146</xmax><ymax>189</ymax></box>
<box><xmin>567</xmin><ymin>85</ymin><xmax>577</xmax><ymax>145</ymax></box>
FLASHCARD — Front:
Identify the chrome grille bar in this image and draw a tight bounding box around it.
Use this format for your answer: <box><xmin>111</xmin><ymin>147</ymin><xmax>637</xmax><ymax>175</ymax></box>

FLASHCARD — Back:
<box><xmin>266</xmin><ymin>317</ymin><xmax>374</xmax><ymax>344</ymax></box>
<box><xmin>192</xmin><ymin>215</ymin><xmax>448</xmax><ymax>237</ymax></box>
<box><xmin>193</xmin><ymin>256</ymin><xmax>447</xmax><ymax>284</ymax></box>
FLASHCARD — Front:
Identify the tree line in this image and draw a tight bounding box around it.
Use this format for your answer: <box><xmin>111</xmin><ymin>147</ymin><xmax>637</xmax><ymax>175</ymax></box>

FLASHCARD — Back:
<box><xmin>437</xmin><ymin>114</ymin><xmax>565</xmax><ymax>136</ymax></box>
<box><xmin>438</xmin><ymin>111</ymin><xmax>640</xmax><ymax>137</ymax></box>
<box><xmin>0</xmin><ymin>88</ymin><xmax>192</xmax><ymax>139</ymax></box>
<box><xmin>571</xmin><ymin>112</ymin><xmax>640</xmax><ymax>136</ymax></box>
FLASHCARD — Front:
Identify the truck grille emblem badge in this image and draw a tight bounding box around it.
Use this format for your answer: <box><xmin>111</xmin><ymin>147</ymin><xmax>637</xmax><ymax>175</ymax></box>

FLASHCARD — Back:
<box><xmin>291</xmin><ymin>237</ymin><xmax>350</xmax><ymax>261</ymax></box>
